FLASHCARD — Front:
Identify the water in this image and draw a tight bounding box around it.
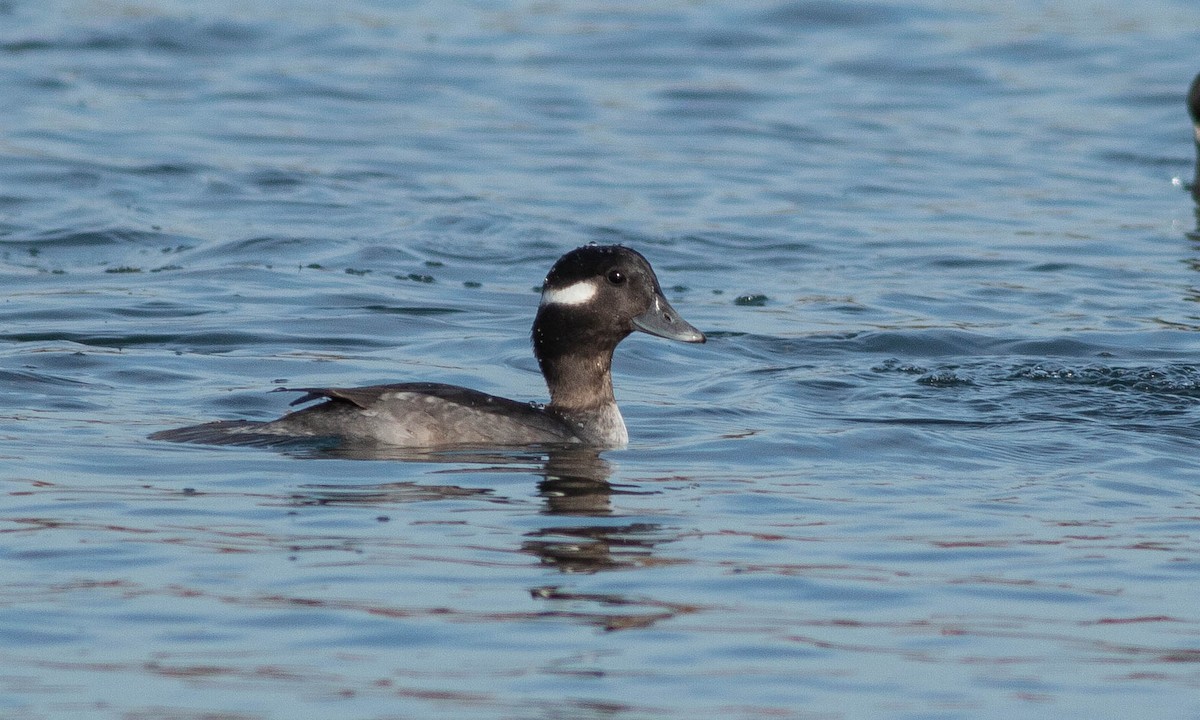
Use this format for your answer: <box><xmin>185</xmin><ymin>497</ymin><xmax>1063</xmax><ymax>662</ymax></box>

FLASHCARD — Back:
<box><xmin>2</xmin><ymin>0</ymin><xmax>1200</xmax><ymax>717</ymax></box>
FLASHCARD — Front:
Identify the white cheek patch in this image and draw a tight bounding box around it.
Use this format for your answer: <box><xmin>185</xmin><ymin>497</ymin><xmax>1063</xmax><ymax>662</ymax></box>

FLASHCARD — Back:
<box><xmin>541</xmin><ymin>280</ymin><xmax>597</xmax><ymax>307</ymax></box>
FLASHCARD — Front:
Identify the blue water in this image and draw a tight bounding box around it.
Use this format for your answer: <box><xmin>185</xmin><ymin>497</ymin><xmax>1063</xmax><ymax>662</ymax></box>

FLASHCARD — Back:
<box><xmin>3</xmin><ymin>0</ymin><xmax>1200</xmax><ymax>718</ymax></box>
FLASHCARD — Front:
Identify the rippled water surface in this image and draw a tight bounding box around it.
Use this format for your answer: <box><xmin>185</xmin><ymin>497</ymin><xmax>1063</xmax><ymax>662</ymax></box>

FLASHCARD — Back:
<box><xmin>3</xmin><ymin>0</ymin><xmax>1200</xmax><ymax>718</ymax></box>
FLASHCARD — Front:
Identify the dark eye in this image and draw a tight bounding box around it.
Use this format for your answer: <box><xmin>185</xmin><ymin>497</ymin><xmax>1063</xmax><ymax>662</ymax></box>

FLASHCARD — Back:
<box><xmin>606</xmin><ymin>269</ymin><xmax>626</xmax><ymax>285</ymax></box>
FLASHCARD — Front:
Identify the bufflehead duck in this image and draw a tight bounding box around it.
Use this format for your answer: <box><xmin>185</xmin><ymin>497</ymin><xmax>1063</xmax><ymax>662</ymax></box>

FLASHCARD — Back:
<box><xmin>150</xmin><ymin>244</ymin><xmax>705</xmax><ymax>448</ymax></box>
<box><xmin>1189</xmin><ymin>72</ymin><xmax>1200</xmax><ymax>201</ymax></box>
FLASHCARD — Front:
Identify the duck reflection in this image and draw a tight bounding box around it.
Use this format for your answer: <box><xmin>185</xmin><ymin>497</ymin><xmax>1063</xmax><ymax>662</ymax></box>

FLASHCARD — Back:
<box><xmin>289</xmin><ymin>443</ymin><xmax>619</xmax><ymax>513</ymax></box>
<box><xmin>524</xmin><ymin>448</ymin><xmax>673</xmax><ymax>574</ymax></box>
<box><xmin>536</xmin><ymin>445</ymin><xmax>616</xmax><ymax>516</ymax></box>
<box><xmin>522</xmin><ymin>522</ymin><xmax>667</xmax><ymax>574</ymax></box>
<box><xmin>279</xmin><ymin>442</ymin><xmax>688</xmax><ymax>629</ymax></box>
<box><xmin>288</xmin><ymin>443</ymin><xmax>670</xmax><ymax>574</ymax></box>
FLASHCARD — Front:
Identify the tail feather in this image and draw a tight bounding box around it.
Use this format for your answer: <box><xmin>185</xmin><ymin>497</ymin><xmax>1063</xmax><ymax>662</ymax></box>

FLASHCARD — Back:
<box><xmin>149</xmin><ymin>420</ymin><xmax>299</xmax><ymax>447</ymax></box>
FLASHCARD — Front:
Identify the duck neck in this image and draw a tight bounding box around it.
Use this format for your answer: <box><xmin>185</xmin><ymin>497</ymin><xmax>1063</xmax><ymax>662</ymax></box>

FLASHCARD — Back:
<box><xmin>540</xmin><ymin>348</ymin><xmax>628</xmax><ymax>447</ymax></box>
<box><xmin>541</xmin><ymin>348</ymin><xmax>617</xmax><ymax>412</ymax></box>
